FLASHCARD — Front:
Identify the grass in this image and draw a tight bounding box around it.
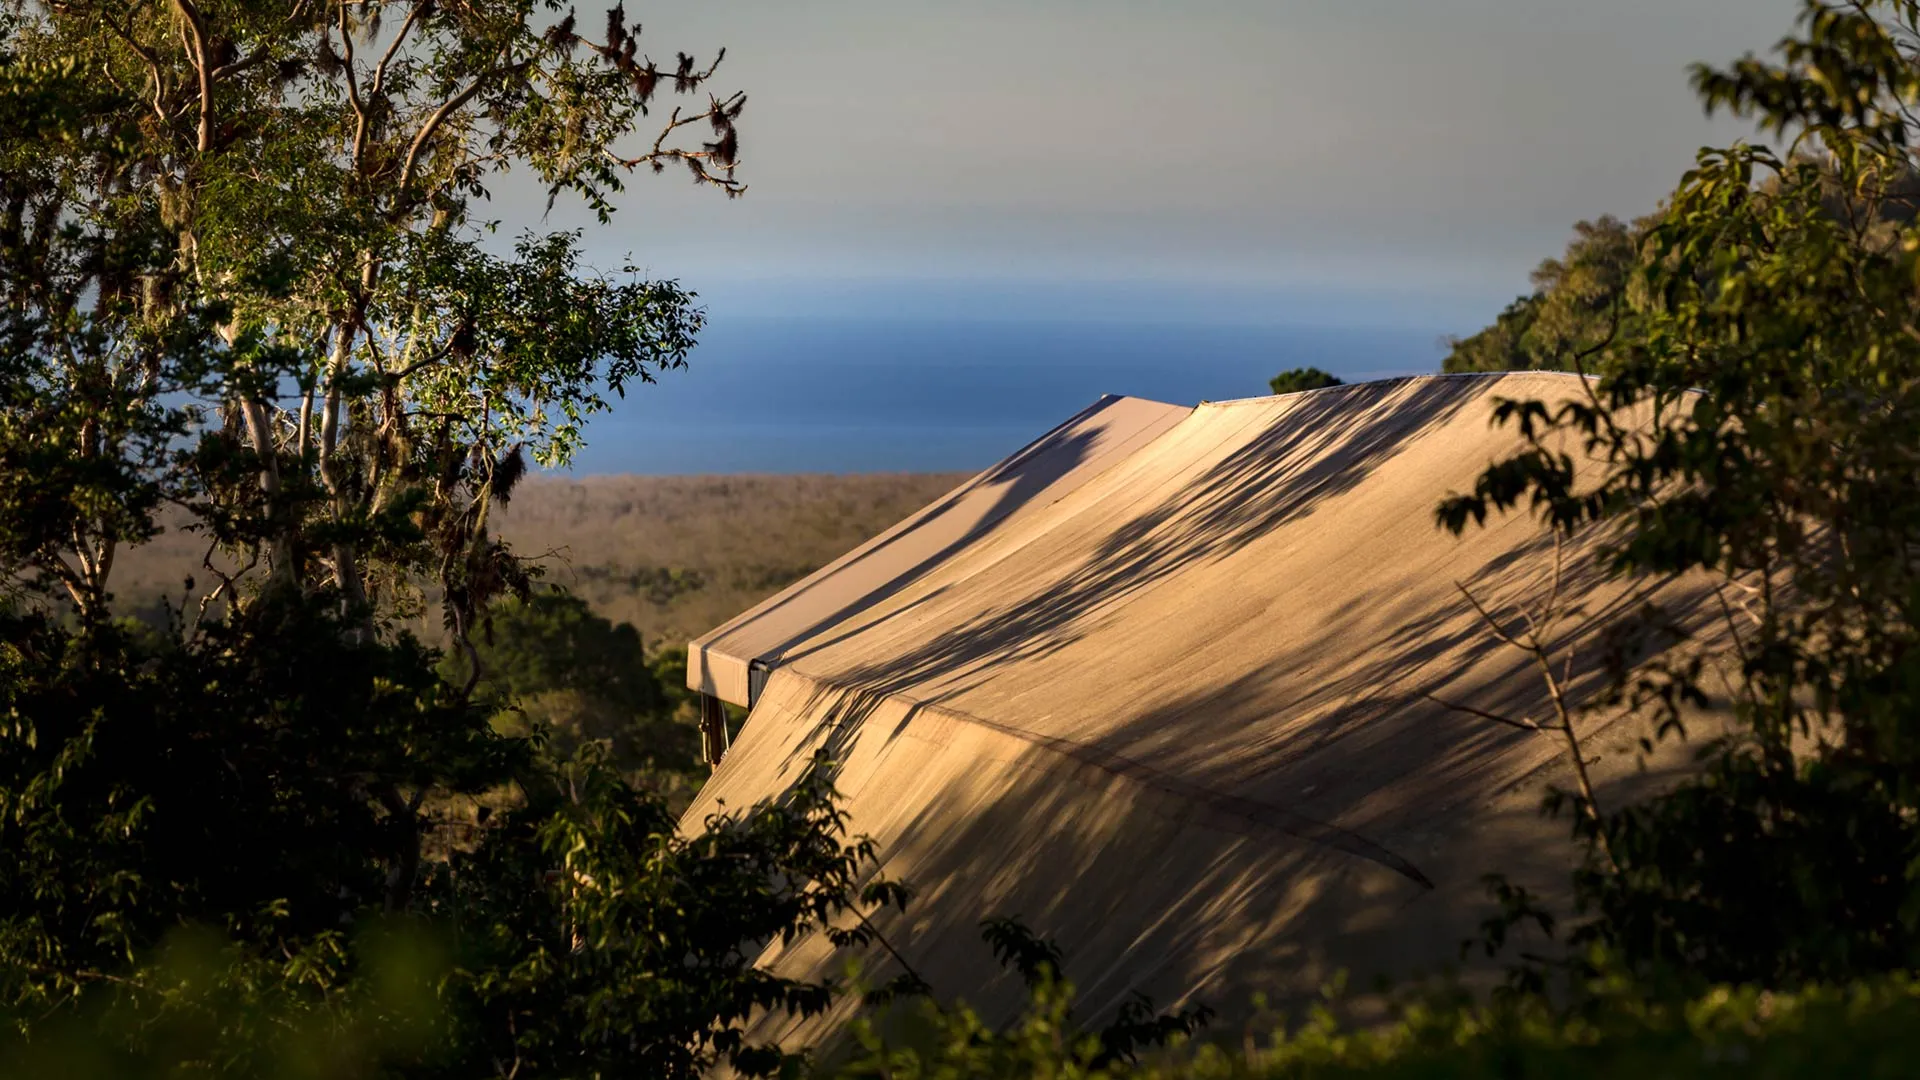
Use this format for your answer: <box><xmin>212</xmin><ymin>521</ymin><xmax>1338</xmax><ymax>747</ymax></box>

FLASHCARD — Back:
<box><xmin>110</xmin><ymin>472</ymin><xmax>970</xmax><ymax>651</ymax></box>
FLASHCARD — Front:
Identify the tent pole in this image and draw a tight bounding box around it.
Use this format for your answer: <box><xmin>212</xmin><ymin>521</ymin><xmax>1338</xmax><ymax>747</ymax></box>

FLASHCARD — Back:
<box><xmin>699</xmin><ymin>693</ymin><xmax>729</xmax><ymax>768</ymax></box>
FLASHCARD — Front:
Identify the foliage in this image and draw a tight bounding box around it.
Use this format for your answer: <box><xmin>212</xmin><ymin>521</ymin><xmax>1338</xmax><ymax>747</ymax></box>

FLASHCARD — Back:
<box><xmin>425</xmin><ymin>752</ymin><xmax>913</xmax><ymax>1078</ymax></box>
<box><xmin>443</xmin><ymin>588</ymin><xmax>704</xmax><ymax>781</ymax></box>
<box><xmin>0</xmin><ymin>749</ymin><xmax>908</xmax><ymax>1079</ymax></box>
<box><xmin>0</xmin><ymin>596</ymin><xmax>910</xmax><ymax>1076</ymax></box>
<box><xmin>1436</xmin><ymin>0</ymin><xmax>1920</xmax><ymax>988</ymax></box>
<box><xmin>1267</xmin><ymin>367</ymin><xmax>1344</xmax><ymax>395</ymax></box>
<box><xmin>0</xmin><ymin>0</ymin><xmax>739</xmax><ymax>634</ymax></box>
<box><xmin>828</xmin><ymin>912</ymin><xmax>1920</xmax><ymax>1079</ymax></box>
<box><xmin>0</xmin><ymin>599</ymin><xmax>513</xmax><ymax>1012</ymax></box>
<box><xmin>825</xmin><ymin>966</ymin><xmax>1920</xmax><ymax>1078</ymax></box>
<box><xmin>1442</xmin><ymin>216</ymin><xmax>1652</xmax><ymax>374</ymax></box>
<box><xmin>15</xmin><ymin>930</ymin><xmax>1920</xmax><ymax>1078</ymax></box>
<box><xmin>1442</xmin><ymin>294</ymin><xmax>1544</xmax><ymax>375</ymax></box>
<box><xmin>832</xmin><ymin>918</ymin><xmax>1213</xmax><ymax>1078</ymax></box>
<box><xmin>0</xmin><ymin>922</ymin><xmax>450</xmax><ymax>1080</ymax></box>
<box><xmin>455</xmin><ymin>589</ymin><xmax>659</xmax><ymax>717</ymax></box>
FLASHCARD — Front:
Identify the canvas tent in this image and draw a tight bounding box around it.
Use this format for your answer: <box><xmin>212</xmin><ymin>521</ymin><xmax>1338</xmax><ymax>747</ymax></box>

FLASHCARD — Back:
<box><xmin>682</xmin><ymin>372</ymin><xmax>1715</xmax><ymax>1047</ymax></box>
<box><xmin>687</xmin><ymin>392</ymin><xmax>1192</xmax><ymax>710</ymax></box>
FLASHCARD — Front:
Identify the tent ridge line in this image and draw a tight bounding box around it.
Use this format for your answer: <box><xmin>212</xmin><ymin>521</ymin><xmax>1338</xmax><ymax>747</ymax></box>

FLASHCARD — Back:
<box><xmin>823</xmin><ymin>681</ymin><xmax>1435</xmax><ymax>890</ymax></box>
<box><xmin>698</xmin><ymin>394</ymin><xmax>1166</xmax><ymax>646</ymax></box>
<box><xmin>1197</xmin><ymin>369</ymin><xmax>1622</xmax><ymax>409</ymax></box>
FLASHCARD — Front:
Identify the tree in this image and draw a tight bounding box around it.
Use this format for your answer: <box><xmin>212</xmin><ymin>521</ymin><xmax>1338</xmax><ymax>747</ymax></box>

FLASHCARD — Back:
<box><xmin>0</xmin><ymin>4</ymin><xmax>916</xmax><ymax>1075</ymax></box>
<box><xmin>0</xmin><ymin>0</ymin><xmax>735</xmax><ymax>949</ymax></box>
<box><xmin>1439</xmin><ymin>0</ymin><xmax>1920</xmax><ymax>986</ymax></box>
<box><xmin>447</xmin><ymin>588</ymin><xmax>704</xmax><ymax>783</ymax></box>
<box><xmin>426</xmin><ymin>754</ymin><xmax>913</xmax><ymax>1078</ymax></box>
<box><xmin>1442</xmin><ymin>215</ymin><xmax>1652</xmax><ymax>374</ymax></box>
<box><xmin>0</xmin><ymin>601</ymin><xmax>513</xmax><ymax>1010</ymax></box>
<box><xmin>1441</xmin><ymin>293</ymin><xmax>1545</xmax><ymax>374</ymax></box>
<box><xmin>0</xmin><ymin>0</ymin><xmax>746</xmax><ymax>641</ymax></box>
<box><xmin>1267</xmin><ymin>367</ymin><xmax>1344</xmax><ymax>395</ymax></box>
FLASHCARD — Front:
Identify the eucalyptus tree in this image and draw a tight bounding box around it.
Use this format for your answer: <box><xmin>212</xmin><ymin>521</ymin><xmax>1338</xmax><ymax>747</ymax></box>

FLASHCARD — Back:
<box><xmin>1</xmin><ymin>0</ymin><xmax>740</xmax><ymax>641</ymax></box>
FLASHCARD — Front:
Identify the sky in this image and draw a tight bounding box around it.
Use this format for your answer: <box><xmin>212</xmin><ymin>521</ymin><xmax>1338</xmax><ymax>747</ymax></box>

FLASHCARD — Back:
<box><xmin>515</xmin><ymin>0</ymin><xmax>1802</xmax><ymax>329</ymax></box>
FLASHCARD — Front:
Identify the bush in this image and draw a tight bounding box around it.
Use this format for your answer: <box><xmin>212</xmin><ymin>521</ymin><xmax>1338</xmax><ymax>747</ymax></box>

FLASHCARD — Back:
<box><xmin>1267</xmin><ymin>368</ymin><xmax>1345</xmax><ymax>395</ymax></box>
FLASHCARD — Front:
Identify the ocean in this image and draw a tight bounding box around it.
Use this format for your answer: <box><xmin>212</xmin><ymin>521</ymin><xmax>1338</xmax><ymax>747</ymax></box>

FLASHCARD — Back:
<box><xmin>565</xmin><ymin>315</ymin><xmax>1451</xmax><ymax>475</ymax></box>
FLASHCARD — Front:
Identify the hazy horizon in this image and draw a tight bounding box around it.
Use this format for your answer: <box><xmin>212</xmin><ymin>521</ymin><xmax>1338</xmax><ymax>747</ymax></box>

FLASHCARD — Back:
<box><xmin>501</xmin><ymin>1</ymin><xmax>1800</xmax><ymax>473</ymax></box>
<box><xmin>560</xmin><ymin>315</ymin><xmax>1445</xmax><ymax>475</ymax></box>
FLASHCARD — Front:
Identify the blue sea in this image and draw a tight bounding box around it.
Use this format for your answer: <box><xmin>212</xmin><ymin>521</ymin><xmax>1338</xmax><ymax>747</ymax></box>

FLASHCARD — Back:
<box><xmin>565</xmin><ymin>316</ymin><xmax>1451</xmax><ymax>475</ymax></box>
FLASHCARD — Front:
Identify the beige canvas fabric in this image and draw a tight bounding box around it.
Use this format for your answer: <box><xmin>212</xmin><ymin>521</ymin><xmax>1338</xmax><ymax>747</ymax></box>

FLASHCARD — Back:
<box><xmin>689</xmin><ymin>393</ymin><xmax>1192</xmax><ymax>705</ymax></box>
<box><xmin>681</xmin><ymin>372</ymin><xmax>1720</xmax><ymax>1050</ymax></box>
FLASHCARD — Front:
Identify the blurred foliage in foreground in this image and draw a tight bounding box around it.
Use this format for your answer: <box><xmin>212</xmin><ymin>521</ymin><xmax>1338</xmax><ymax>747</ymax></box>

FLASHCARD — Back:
<box><xmin>831</xmin><ymin>963</ymin><xmax>1920</xmax><ymax>1079</ymax></box>
<box><xmin>0</xmin><ymin>589</ymin><xmax>911</xmax><ymax>1077</ymax></box>
<box><xmin>12</xmin><ymin>922</ymin><xmax>1920</xmax><ymax>1078</ymax></box>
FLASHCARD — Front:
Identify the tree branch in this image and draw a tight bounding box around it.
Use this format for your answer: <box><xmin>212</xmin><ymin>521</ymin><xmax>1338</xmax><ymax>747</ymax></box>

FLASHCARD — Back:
<box><xmin>602</xmin><ymin>92</ymin><xmax>749</xmax><ymax>195</ymax></box>
<box><xmin>1452</xmin><ymin>565</ymin><xmax>1618</xmax><ymax>873</ymax></box>
<box><xmin>370</xmin><ymin>1</ymin><xmax>428</xmax><ymax>96</ymax></box>
<box><xmin>337</xmin><ymin>1</ymin><xmax>373</xmax><ymax>172</ymax></box>
<box><xmin>1421</xmin><ymin>691</ymin><xmax>1560</xmax><ymax>733</ymax></box>
<box><xmin>99</xmin><ymin>8</ymin><xmax>168</xmax><ymax>124</ymax></box>
<box><xmin>398</xmin><ymin>59</ymin><xmax>527</xmax><ymax>194</ymax></box>
<box><xmin>210</xmin><ymin>46</ymin><xmax>273</xmax><ymax>83</ymax></box>
<box><xmin>168</xmin><ymin>0</ymin><xmax>215</xmax><ymax>152</ymax></box>
<box><xmin>1455</xmin><ymin>581</ymin><xmax>1523</xmax><ymax>649</ymax></box>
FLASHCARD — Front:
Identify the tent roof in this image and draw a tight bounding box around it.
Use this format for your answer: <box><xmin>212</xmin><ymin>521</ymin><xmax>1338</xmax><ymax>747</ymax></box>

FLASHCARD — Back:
<box><xmin>679</xmin><ymin>372</ymin><xmax>1718</xmax><ymax>1048</ymax></box>
<box><xmin>688</xmin><ymin>393</ymin><xmax>1191</xmax><ymax>706</ymax></box>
